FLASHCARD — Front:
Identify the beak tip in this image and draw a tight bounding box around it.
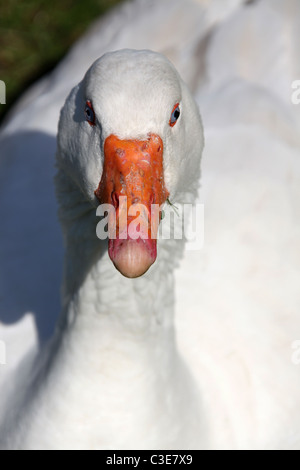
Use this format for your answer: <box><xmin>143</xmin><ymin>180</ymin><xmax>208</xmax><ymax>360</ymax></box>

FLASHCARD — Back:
<box><xmin>109</xmin><ymin>239</ymin><xmax>156</xmax><ymax>279</ymax></box>
<box><xmin>114</xmin><ymin>263</ymin><xmax>152</xmax><ymax>279</ymax></box>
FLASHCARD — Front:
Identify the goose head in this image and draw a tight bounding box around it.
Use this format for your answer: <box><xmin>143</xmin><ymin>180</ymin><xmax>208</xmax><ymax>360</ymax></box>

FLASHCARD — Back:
<box><xmin>57</xmin><ymin>49</ymin><xmax>204</xmax><ymax>278</ymax></box>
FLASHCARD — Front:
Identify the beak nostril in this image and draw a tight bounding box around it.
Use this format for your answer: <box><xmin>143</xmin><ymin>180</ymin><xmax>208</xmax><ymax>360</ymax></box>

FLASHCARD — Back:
<box><xmin>111</xmin><ymin>191</ymin><xmax>119</xmax><ymax>209</ymax></box>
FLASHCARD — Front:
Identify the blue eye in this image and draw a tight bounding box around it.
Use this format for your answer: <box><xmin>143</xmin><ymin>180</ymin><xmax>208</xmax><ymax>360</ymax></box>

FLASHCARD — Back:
<box><xmin>85</xmin><ymin>100</ymin><xmax>96</xmax><ymax>126</ymax></box>
<box><xmin>169</xmin><ymin>103</ymin><xmax>180</xmax><ymax>127</ymax></box>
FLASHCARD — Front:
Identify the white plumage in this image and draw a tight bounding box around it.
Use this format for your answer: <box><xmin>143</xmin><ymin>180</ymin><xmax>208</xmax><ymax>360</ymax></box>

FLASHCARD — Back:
<box><xmin>0</xmin><ymin>0</ymin><xmax>300</xmax><ymax>450</ymax></box>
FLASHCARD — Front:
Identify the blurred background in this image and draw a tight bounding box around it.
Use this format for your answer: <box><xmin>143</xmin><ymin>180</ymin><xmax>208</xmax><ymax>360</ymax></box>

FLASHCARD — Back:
<box><xmin>0</xmin><ymin>0</ymin><xmax>124</xmax><ymax>123</ymax></box>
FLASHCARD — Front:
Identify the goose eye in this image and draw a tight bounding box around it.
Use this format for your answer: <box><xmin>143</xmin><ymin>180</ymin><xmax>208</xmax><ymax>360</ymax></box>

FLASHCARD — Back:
<box><xmin>169</xmin><ymin>103</ymin><xmax>180</xmax><ymax>127</ymax></box>
<box><xmin>85</xmin><ymin>100</ymin><xmax>96</xmax><ymax>126</ymax></box>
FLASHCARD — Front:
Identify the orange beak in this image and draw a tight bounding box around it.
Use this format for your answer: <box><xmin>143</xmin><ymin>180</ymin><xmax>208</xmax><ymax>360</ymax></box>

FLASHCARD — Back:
<box><xmin>95</xmin><ymin>134</ymin><xmax>169</xmax><ymax>278</ymax></box>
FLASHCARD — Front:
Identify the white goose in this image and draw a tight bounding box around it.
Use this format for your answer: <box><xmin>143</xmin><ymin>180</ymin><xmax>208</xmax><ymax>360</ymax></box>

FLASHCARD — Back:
<box><xmin>1</xmin><ymin>0</ymin><xmax>300</xmax><ymax>450</ymax></box>
<box><xmin>0</xmin><ymin>49</ymin><xmax>206</xmax><ymax>450</ymax></box>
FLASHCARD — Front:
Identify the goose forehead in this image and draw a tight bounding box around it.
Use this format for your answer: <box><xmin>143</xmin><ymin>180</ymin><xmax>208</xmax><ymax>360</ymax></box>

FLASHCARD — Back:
<box><xmin>86</xmin><ymin>50</ymin><xmax>181</xmax><ymax>93</ymax></box>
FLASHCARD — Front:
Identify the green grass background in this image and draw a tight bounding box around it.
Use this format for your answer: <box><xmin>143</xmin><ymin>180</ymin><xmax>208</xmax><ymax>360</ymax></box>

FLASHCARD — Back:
<box><xmin>0</xmin><ymin>0</ymin><xmax>124</xmax><ymax>123</ymax></box>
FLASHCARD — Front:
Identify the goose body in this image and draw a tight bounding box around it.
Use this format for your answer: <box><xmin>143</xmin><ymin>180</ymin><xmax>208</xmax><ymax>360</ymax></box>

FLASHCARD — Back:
<box><xmin>1</xmin><ymin>0</ymin><xmax>300</xmax><ymax>450</ymax></box>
